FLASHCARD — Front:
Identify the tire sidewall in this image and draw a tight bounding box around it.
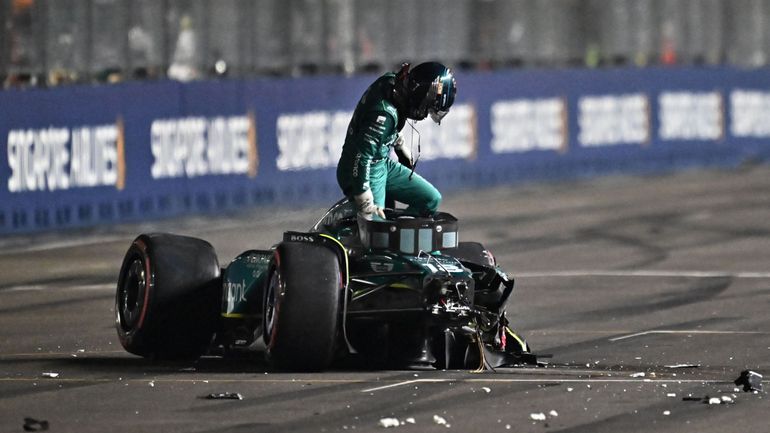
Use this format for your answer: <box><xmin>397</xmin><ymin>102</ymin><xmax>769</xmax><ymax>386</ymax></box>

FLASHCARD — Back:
<box><xmin>115</xmin><ymin>238</ymin><xmax>154</xmax><ymax>355</ymax></box>
<box><xmin>263</xmin><ymin>242</ymin><xmax>342</xmax><ymax>371</ymax></box>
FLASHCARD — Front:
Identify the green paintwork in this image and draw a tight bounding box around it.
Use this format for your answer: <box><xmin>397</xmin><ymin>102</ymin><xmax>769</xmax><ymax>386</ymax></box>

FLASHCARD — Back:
<box><xmin>221</xmin><ymin>250</ymin><xmax>272</xmax><ymax>318</ymax></box>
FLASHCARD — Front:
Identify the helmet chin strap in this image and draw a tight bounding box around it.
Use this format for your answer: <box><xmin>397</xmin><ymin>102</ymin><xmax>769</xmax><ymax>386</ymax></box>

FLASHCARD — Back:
<box><xmin>406</xmin><ymin>119</ymin><xmax>421</xmax><ymax>180</ymax></box>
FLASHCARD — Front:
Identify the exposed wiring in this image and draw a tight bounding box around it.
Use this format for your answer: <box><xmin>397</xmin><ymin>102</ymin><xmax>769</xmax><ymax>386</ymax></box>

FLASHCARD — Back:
<box><xmin>406</xmin><ymin>119</ymin><xmax>421</xmax><ymax>180</ymax></box>
<box><xmin>418</xmin><ymin>250</ymin><xmax>451</xmax><ymax>276</ymax></box>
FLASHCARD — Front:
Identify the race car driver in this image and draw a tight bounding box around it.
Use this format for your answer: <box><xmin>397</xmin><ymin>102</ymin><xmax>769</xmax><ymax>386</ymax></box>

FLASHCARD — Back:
<box><xmin>336</xmin><ymin>61</ymin><xmax>457</xmax><ymax>220</ymax></box>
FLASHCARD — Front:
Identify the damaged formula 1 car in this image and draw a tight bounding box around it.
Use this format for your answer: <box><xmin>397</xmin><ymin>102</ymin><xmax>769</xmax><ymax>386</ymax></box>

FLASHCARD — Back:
<box><xmin>115</xmin><ymin>199</ymin><xmax>536</xmax><ymax>371</ymax></box>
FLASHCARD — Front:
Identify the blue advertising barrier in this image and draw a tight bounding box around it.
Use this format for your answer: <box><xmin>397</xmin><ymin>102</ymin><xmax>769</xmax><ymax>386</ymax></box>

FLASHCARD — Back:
<box><xmin>1</xmin><ymin>66</ymin><xmax>769</xmax><ymax>235</ymax></box>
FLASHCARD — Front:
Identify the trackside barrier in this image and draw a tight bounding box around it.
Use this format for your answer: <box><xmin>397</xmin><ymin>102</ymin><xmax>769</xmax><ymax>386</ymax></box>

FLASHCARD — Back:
<box><xmin>1</xmin><ymin>67</ymin><xmax>770</xmax><ymax>235</ymax></box>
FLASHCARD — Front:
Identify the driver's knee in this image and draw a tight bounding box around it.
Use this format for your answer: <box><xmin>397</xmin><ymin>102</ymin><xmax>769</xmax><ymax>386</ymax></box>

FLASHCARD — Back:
<box><xmin>425</xmin><ymin>190</ymin><xmax>442</xmax><ymax>213</ymax></box>
<box><xmin>407</xmin><ymin>189</ymin><xmax>441</xmax><ymax>216</ymax></box>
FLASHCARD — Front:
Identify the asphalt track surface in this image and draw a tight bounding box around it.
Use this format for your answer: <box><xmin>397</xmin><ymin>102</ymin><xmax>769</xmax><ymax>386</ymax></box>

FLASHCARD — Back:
<box><xmin>1</xmin><ymin>165</ymin><xmax>768</xmax><ymax>432</ymax></box>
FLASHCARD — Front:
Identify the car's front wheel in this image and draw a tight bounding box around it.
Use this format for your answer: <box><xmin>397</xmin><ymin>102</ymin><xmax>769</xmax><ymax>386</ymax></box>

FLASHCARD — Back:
<box><xmin>263</xmin><ymin>241</ymin><xmax>341</xmax><ymax>371</ymax></box>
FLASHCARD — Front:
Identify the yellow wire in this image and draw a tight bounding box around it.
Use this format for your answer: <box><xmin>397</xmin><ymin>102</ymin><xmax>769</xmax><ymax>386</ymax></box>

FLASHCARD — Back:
<box><xmin>319</xmin><ymin>234</ymin><xmax>349</xmax><ymax>286</ymax></box>
<box><xmin>319</xmin><ymin>233</ymin><xmax>356</xmax><ymax>354</ymax></box>
<box><xmin>505</xmin><ymin>327</ymin><xmax>528</xmax><ymax>352</ymax></box>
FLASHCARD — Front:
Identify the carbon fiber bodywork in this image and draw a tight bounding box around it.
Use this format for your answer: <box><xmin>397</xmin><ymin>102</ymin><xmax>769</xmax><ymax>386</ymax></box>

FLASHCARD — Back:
<box><xmin>218</xmin><ymin>199</ymin><xmax>535</xmax><ymax>369</ymax></box>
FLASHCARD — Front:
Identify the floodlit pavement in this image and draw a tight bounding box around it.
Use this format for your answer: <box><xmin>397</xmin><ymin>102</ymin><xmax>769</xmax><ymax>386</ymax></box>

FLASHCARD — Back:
<box><xmin>1</xmin><ymin>165</ymin><xmax>768</xmax><ymax>432</ymax></box>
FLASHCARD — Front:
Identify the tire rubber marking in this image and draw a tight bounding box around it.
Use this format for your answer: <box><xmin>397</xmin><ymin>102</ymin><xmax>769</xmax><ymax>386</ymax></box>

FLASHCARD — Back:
<box><xmin>609</xmin><ymin>329</ymin><xmax>766</xmax><ymax>342</ymax></box>
<box><xmin>516</xmin><ymin>270</ymin><xmax>770</xmax><ymax>279</ymax></box>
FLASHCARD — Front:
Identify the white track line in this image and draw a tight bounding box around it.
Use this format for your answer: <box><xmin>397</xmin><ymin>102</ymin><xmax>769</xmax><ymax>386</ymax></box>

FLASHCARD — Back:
<box><xmin>516</xmin><ymin>270</ymin><xmax>770</xmax><ymax>279</ymax></box>
<box><xmin>609</xmin><ymin>330</ymin><xmax>766</xmax><ymax>342</ymax></box>
<box><xmin>361</xmin><ymin>379</ymin><xmax>449</xmax><ymax>393</ymax></box>
<box><xmin>4</xmin><ymin>283</ymin><xmax>113</xmax><ymax>292</ymax></box>
<box><xmin>361</xmin><ymin>377</ymin><xmax>731</xmax><ymax>393</ymax></box>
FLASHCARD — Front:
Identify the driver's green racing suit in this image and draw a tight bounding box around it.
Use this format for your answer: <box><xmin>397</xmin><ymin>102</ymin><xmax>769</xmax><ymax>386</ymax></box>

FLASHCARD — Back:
<box><xmin>336</xmin><ymin>72</ymin><xmax>441</xmax><ymax>215</ymax></box>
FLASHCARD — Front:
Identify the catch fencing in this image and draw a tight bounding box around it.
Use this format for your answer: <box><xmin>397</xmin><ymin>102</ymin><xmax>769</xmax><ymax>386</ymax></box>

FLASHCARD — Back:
<box><xmin>4</xmin><ymin>0</ymin><xmax>770</xmax><ymax>87</ymax></box>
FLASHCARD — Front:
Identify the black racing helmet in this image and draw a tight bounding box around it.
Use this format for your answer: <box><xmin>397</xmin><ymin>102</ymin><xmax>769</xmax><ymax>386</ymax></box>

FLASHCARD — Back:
<box><xmin>397</xmin><ymin>62</ymin><xmax>457</xmax><ymax>124</ymax></box>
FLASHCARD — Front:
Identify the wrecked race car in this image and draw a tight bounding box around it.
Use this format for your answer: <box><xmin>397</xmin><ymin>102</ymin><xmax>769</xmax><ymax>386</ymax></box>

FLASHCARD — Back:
<box><xmin>115</xmin><ymin>199</ymin><xmax>535</xmax><ymax>371</ymax></box>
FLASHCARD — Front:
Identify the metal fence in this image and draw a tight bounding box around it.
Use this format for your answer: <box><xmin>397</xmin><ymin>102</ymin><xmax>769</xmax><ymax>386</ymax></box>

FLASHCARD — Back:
<box><xmin>3</xmin><ymin>0</ymin><xmax>770</xmax><ymax>88</ymax></box>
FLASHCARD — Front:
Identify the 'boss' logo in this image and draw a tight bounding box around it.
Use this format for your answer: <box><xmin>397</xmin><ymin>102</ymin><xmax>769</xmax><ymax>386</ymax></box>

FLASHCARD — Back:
<box><xmin>290</xmin><ymin>235</ymin><xmax>314</xmax><ymax>242</ymax></box>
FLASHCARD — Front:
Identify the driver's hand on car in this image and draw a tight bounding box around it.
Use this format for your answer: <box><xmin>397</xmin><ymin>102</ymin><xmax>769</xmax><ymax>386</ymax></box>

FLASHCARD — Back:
<box><xmin>354</xmin><ymin>190</ymin><xmax>386</xmax><ymax>220</ymax></box>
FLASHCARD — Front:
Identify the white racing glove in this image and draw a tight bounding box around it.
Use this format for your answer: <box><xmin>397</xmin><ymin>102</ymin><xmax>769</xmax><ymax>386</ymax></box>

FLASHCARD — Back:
<box><xmin>354</xmin><ymin>190</ymin><xmax>386</xmax><ymax>220</ymax></box>
<box><xmin>394</xmin><ymin>134</ymin><xmax>414</xmax><ymax>169</ymax></box>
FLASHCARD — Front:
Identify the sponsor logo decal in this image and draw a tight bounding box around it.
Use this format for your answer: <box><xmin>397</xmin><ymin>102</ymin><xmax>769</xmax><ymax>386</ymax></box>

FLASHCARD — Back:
<box><xmin>352</xmin><ymin>152</ymin><xmax>360</xmax><ymax>178</ymax></box>
<box><xmin>225</xmin><ymin>278</ymin><xmax>248</xmax><ymax>313</ymax></box>
<box><xmin>370</xmin><ymin>261</ymin><xmax>394</xmax><ymax>272</ymax></box>
<box><xmin>578</xmin><ymin>94</ymin><xmax>650</xmax><ymax>147</ymax></box>
<box><xmin>150</xmin><ymin>115</ymin><xmax>256</xmax><ymax>179</ymax></box>
<box><xmin>658</xmin><ymin>91</ymin><xmax>723</xmax><ymax>141</ymax></box>
<box><xmin>6</xmin><ymin>119</ymin><xmax>126</xmax><ymax>193</ymax></box>
<box><xmin>275</xmin><ymin>105</ymin><xmax>476</xmax><ymax>171</ymax></box>
<box><xmin>276</xmin><ymin>111</ymin><xmax>351</xmax><ymax>171</ymax></box>
<box><xmin>491</xmin><ymin>98</ymin><xmax>567</xmax><ymax>153</ymax></box>
<box><xmin>731</xmin><ymin>89</ymin><xmax>770</xmax><ymax>138</ymax></box>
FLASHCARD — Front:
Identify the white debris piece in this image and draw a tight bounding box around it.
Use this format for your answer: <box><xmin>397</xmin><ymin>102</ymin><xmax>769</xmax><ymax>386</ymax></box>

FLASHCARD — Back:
<box><xmin>530</xmin><ymin>413</ymin><xmax>546</xmax><ymax>421</ymax></box>
<box><xmin>630</xmin><ymin>372</ymin><xmax>645</xmax><ymax>378</ymax></box>
<box><xmin>665</xmin><ymin>364</ymin><xmax>700</xmax><ymax>369</ymax></box>
<box><xmin>663</xmin><ymin>411</ymin><xmax>671</xmax><ymax>416</ymax></box>
<box><xmin>432</xmin><ymin>415</ymin><xmax>448</xmax><ymax>426</ymax></box>
<box><xmin>567</xmin><ymin>387</ymin><xmax>574</xmax><ymax>392</ymax></box>
<box><xmin>41</xmin><ymin>372</ymin><xmax>59</xmax><ymax>378</ymax></box>
<box><xmin>149</xmin><ymin>381</ymin><xmax>155</xmax><ymax>387</ymax></box>
<box><xmin>481</xmin><ymin>387</ymin><xmax>492</xmax><ymax>393</ymax></box>
<box><xmin>667</xmin><ymin>393</ymin><xmax>677</xmax><ymax>398</ymax></box>
<box><xmin>708</xmin><ymin>397</ymin><xmax>722</xmax><ymax>405</ymax></box>
<box><xmin>721</xmin><ymin>396</ymin><xmax>734</xmax><ymax>404</ymax></box>
<box><xmin>549</xmin><ymin>410</ymin><xmax>559</xmax><ymax>417</ymax></box>
<box><xmin>378</xmin><ymin>418</ymin><xmax>400</xmax><ymax>428</ymax></box>
<box><xmin>405</xmin><ymin>418</ymin><xmax>415</xmax><ymax>424</ymax></box>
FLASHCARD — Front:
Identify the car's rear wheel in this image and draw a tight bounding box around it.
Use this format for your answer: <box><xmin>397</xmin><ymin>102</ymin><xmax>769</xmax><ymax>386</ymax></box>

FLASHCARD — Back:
<box><xmin>116</xmin><ymin>233</ymin><xmax>221</xmax><ymax>360</ymax></box>
<box><xmin>263</xmin><ymin>241</ymin><xmax>341</xmax><ymax>371</ymax></box>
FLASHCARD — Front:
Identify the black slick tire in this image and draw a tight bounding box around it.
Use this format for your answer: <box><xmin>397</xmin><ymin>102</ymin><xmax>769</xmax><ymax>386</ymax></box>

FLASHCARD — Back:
<box><xmin>263</xmin><ymin>241</ymin><xmax>341</xmax><ymax>371</ymax></box>
<box><xmin>115</xmin><ymin>233</ymin><xmax>221</xmax><ymax>360</ymax></box>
